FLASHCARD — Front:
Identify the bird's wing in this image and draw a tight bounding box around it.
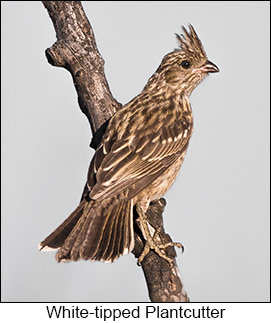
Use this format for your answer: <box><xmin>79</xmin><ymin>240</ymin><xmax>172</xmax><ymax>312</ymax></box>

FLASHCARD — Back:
<box><xmin>88</xmin><ymin>109</ymin><xmax>192</xmax><ymax>201</ymax></box>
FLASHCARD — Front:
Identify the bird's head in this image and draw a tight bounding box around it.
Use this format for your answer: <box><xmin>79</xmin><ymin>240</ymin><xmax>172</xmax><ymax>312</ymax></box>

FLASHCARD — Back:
<box><xmin>158</xmin><ymin>24</ymin><xmax>219</xmax><ymax>96</ymax></box>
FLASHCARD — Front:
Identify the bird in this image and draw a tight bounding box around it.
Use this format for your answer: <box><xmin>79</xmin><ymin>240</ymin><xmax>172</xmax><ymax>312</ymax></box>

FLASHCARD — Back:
<box><xmin>39</xmin><ymin>24</ymin><xmax>219</xmax><ymax>265</ymax></box>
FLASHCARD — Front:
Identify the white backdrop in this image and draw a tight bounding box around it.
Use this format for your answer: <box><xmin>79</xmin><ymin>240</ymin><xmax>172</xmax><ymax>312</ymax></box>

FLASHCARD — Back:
<box><xmin>1</xmin><ymin>1</ymin><xmax>270</xmax><ymax>302</ymax></box>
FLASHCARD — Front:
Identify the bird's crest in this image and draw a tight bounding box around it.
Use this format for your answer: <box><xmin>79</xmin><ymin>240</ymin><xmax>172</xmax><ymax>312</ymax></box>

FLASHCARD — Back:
<box><xmin>175</xmin><ymin>24</ymin><xmax>207</xmax><ymax>60</ymax></box>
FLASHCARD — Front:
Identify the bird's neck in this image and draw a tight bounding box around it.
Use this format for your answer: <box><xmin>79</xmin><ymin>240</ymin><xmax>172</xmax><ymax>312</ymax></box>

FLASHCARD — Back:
<box><xmin>178</xmin><ymin>93</ymin><xmax>192</xmax><ymax>114</ymax></box>
<box><xmin>140</xmin><ymin>73</ymin><xmax>193</xmax><ymax>123</ymax></box>
<box><xmin>143</xmin><ymin>71</ymin><xmax>192</xmax><ymax>101</ymax></box>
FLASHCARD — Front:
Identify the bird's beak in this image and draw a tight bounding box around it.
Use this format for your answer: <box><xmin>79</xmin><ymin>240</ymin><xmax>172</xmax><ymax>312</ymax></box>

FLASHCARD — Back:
<box><xmin>200</xmin><ymin>60</ymin><xmax>220</xmax><ymax>73</ymax></box>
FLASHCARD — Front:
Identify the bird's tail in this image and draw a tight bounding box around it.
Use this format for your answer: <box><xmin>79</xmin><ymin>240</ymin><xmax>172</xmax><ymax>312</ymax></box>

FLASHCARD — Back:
<box><xmin>39</xmin><ymin>197</ymin><xmax>134</xmax><ymax>262</ymax></box>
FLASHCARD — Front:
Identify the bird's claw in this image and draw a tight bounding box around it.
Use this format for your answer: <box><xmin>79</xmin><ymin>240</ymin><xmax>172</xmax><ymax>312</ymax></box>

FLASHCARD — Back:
<box><xmin>137</xmin><ymin>239</ymin><xmax>184</xmax><ymax>267</ymax></box>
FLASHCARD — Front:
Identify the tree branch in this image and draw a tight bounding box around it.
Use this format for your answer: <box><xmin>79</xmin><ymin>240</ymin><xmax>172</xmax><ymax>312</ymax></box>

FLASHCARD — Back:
<box><xmin>42</xmin><ymin>0</ymin><xmax>189</xmax><ymax>302</ymax></box>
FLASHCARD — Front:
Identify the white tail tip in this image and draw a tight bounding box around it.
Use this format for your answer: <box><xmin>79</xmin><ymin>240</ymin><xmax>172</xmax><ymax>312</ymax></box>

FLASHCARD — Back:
<box><xmin>38</xmin><ymin>242</ymin><xmax>58</xmax><ymax>252</ymax></box>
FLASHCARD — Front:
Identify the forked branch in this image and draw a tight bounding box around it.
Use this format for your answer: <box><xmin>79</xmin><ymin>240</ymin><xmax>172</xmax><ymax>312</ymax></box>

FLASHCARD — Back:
<box><xmin>42</xmin><ymin>0</ymin><xmax>189</xmax><ymax>302</ymax></box>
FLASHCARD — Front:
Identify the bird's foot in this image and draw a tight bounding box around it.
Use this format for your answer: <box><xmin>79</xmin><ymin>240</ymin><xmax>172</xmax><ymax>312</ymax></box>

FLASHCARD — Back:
<box><xmin>137</xmin><ymin>226</ymin><xmax>183</xmax><ymax>267</ymax></box>
<box><xmin>136</xmin><ymin>204</ymin><xmax>183</xmax><ymax>267</ymax></box>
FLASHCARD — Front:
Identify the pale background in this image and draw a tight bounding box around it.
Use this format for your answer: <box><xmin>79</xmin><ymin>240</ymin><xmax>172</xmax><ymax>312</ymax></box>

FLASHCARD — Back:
<box><xmin>1</xmin><ymin>1</ymin><xmax>270</xmax><ymax>302</ymax></box>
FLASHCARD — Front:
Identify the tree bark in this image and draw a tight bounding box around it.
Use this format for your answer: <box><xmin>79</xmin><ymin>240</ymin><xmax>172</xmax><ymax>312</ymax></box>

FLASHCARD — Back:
<box><xmin>42</xmin><ymin>1</ymin><xmax>189</xmax><ymax>302</ymax></box>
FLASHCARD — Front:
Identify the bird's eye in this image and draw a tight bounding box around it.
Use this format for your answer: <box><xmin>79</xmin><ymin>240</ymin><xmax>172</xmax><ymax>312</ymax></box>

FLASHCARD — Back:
<box><xmin>181</xmin><ymin>60</ymin><xmax>191</xmax><ymax>69</ymax></box>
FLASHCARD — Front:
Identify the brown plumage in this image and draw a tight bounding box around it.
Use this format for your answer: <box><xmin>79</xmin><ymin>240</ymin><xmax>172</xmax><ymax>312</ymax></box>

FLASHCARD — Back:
<box><xmin>39</xmin><ymin>25</ymin><xmax>219</xmax><ymax>263</ymax></box>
